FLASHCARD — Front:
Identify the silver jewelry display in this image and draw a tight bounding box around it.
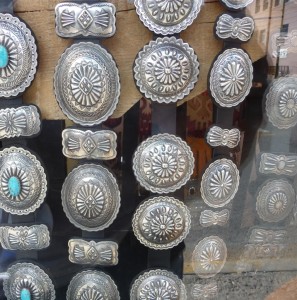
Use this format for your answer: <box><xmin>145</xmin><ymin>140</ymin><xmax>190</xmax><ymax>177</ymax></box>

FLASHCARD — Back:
<box><xmin>249</xmin><ymin>228</ymin><xmax>287</xmax><ymax>244</ymax></box>
<box><xmin>0</xmin><ymin>224</ymin><xmax>50</xmax><ymax>250</ymax></box>
<box><xmin>206</xmin><ymin>126</ymin><xmax>240</xmax><ymax>148</ymax></box>
<box><xmin>133</xmin><ymin>133</ymin><xmax>194</xmax><ymax>194</ymax></box>
<box><xmin>62</xmin><ymin>129</ymin><xmax>117</xmax><ymax>160</ymax></box>
<box><xmin>54</xmin><ymin>42</ymin><xmax>120</xmax><ymax>126</ymax></box>
<box><xmin>241</xmin><ymin>243</ymin><xmax>285</xmax><ymax>260</ymax></box>
<box><xmin>265</xmin><ymin>76</ymin><xmax>297</xmax><ymax>129</ymax></box>
<box><xmin>132</xmin><ymin>196</ymin><xmax>191</xmax><ymax>250</ymax></box>
<box><xmin>61</xmin><ymin>164</ymin><xmax>120</xmax><ymax>231</ymax></box>
<box><xmin>0</xmin><ymin>147</ymin><xmax>47</xmax><ymax>215</ymax></box>
<box><xmin>220</xmin><ymin>0</ymin><xmax>254</xmax><ymax>10</ymax></box>
<box><xmin>209</xmin><ymin>48</ymin><xmax>253</xmax><ymax>107</ymax></box>
<box><xmin>134</xmin><ymin>0</ymin><xmax>203</xmax><ymax>35</ymax></box>
<box><xmin>134</xmin><ymin>36</ymin><xmax>199</xmax><ymax>103</ymax></box>
<box><xmin>256</xmin><ymin>179</ymin><xmax>295</xmax><ymax>223</ymax></box>
<box><xmin>68</xmin><ymin>239</ymin><xmax>118</xmax><ymax>266</ymax></box>
<box><xmin>192</xmin><ymin>236</ymin><xmax>227</xmax><ymax>278</ymax></box>
<box><xmin>191</xmin><ymin>282</ymin><xmax>218</xmax><ymax>300</ymax></box>
<box><xmin>3</xmin><ymin>262</ymin><xmax>55</xmax><ymax>300</ymax></box>
<box><xmin>200</xmin><ymin>209</ymin><xmax>229</xmax><ymax>227</ymax></box>
<box><xmin>67</xmin><ymin>270</ymin><xmax>120</xmax><ymax>300</ymax></box>
<box><xmin>200</xmin><ymin>158</ymin><xmax>240</xmax><ymax>208</ymax></box>
<box><xmin>0</xmin><ymin>13</ymin><xmax>38</xmax><ymax>98</ymax></box>
<box><xmin>55</xmin><ymin>2</ymin><xmax>116</xmax><ymax>38</ymax></box>
<box><xmin>130</xmin><ymin>269</ymin><xmax>187</xmax><ymax>300</ymax></box>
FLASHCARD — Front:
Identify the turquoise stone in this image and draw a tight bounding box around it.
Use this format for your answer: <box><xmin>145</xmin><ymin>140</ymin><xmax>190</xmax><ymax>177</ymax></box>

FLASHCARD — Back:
<box><xmin>21</xmin><ymin>289</ymin><xmax>31</xmax><ymax>300</ymax></box>
<box><xmin>8</xmin><ymin>176</ymin><xmax>21</xmax><ymax>197</ymax></box>
<box><xmin>0</xmin><ymin>45</ymin><xmax>8</xmax><ymax>68</ymax></box>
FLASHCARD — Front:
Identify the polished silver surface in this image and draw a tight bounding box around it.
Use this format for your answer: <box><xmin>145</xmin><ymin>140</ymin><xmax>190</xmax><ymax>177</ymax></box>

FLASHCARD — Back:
<box><xmin>134</xmin><ymin>0</ymin><xmax>202</xmax><ymax>35</ymax></box>
<box><xmin>54</xmin><ymin>42</ymin><xmax>120</xmax><ymax>126</ymax></box>
<box><xmin>209</xmin><ymin>48</ymin><xmax>253</xmax><ymax>107</ymax></box>
<box><xmin>220</xmin><ymin>0</ymin><xmax>254</xmax><ymax>10</ymax></box>
<box><xmin>249</xmin><ymin>228</ymin><xmax>287</xmax><ymax>244</ymax></box>
<box><xmin>67</xmin><ymin>270</ymin><xmax>119</xmax><ymax>300</ymax></box>
<box><xmin>216</xmin><ymin>14</ymin><xmax>254</xmax><ymax>42</ymax></box>
<box><xmin>68</xmin><ymin>239</ymin><xmax>118</xmax><ymax>266</ymax></box>
<box><xmin>201</xmin><ymin>158</ymin><xmax>240</xmax><ymax>208</ymax></box>
<box><xmin>200</xmin><ymin>209</ymin><xmax>229</xmax><ymax>227</ymax></box>
<box><xmin>191</xmin><ymin>282</ymin><xmax>218</xmax><ymax>300</ymax></box>
<box><xmin>133</xmin><ymin>133</ymin><xmax>194</xmax><ymax>193</ymax></box>
<box><xmin>62</xmin><ymin>129</ymin><xmax>117</xmax><ymax>160</ymax></box>
<box><xmin>0</xmin><ymin>106</ymin><xmax>41</xmax><ymax>139</ymax></box>
<box><xmin>134</xmin><ymin>36</ymin><xmax>199</xmax><ymax>103</ymax></box>
<box><xmin>206</xmin><ymin>126</ymin><xmax>240</xmax><ymax>148</ymax></box>
<box><xmin>0</xmin><ymin>147</ymin><xmax>47</xmax><ymax>215</ymax></box>
<box><xmin>256</xmin><ymin>179</ymin><xmax>295</xmax><ymax>223</ymax></box>
<box><xmin>130</xmin><ymin>269</ymin><xmax>186</xmax><ymax>300</ymax></box>
<box><xmin>192</xmin><ymin>236</ymin><xmax>227</xmax><ymax>278</ymax></box>
<box><xmin>55</xmin><ymin>3</ymin><xmax>116</xmax><ymax>38</ymax></box>
<box><xmin>265</xmin><ymin>76</ymin><xmax>297</xmax><ymax>129</ymax></box>
<box><xmin>0</xmin><ymin>224</ymin><xmax>50</xmax><ymax>250</ymax></box>
<box><xmin>259</xmin><ymin>153</ymin><xmax>297</xmax><ymax>176</ymax></box>
<box><xmin>3</xmin><ymin>263</ymin><xmax>55</xmax><ymax>300</ymax></box>
<box><xmin>0</xmin><ymin>13</ymin><xmax>38</xmax><ymax>98</ymax></box>
<box><xmin>132</xmin><ymin>196</ymin><xmax>191</xmax><ymax>250</ymax></box>
<box><xmin>62</xmin><ymin>164</ymin><xmax>120</xmax><ymax>231</ymax></box>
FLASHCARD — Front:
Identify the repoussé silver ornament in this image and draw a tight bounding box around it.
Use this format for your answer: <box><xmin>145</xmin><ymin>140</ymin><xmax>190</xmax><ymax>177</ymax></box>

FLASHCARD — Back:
<box><xmin>220</xmin><ymin>0</ymin><xmax>254</xmax><ymax>10</ymax></box>
<box><xmin>206</xmin><ymin>126</ymin><xmax>240</xmax><ymax>148</ymax></box>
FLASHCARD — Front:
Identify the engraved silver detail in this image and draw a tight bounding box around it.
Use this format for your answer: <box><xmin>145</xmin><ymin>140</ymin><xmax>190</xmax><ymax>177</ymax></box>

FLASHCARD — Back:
<box><xmin>249</xmin><ymin>228</ymin><xmax>287</xmax><ymax>244</ymax></box>
<box><xmin>134</xmin><ymin>36</ymin><xmax>199</xmax><ymax>103</ymax></box>
<box><xmin>241</xmin><ymin>243</ymin><xmax>285</xmax><ymax>259</ymax></box>
<box><xmin>200</xmin><ymin>209</ymin><xmax>229</xmax><ymax>227</ymax></box>
<box><xmin>191</xmin><ymin>282</ymin><xmax>218</xmax><ymax>299</ymax></box>
<box><xmin>206</xmin><ymin>126</ymin><xmax>240</xmax><ymax>148</ymax></box>
<box><xmin>220</xmin><ymin>0</ymin><xmax>254</xmax><ymax>10</ymax></box>
<box><xmin>133</xmin><ymin>133</ymin><xmax>194</xmax><ymax>194</ymax></box>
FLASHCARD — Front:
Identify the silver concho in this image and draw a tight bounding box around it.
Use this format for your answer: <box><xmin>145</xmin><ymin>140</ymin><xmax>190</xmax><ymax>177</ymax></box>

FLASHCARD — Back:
<box><xmin>134</xmin><ymin>0</ymin><xmax>202</xmax><ymax>35</ymax></box>
<box><xmin>3</xmin><ymin>263</ymin><xmax>55</xmax><ymax>300</ymax></box>
<box><xmin>249</xmin><ymin>228</ymin><xmax>287</xmax><ymax>244</ymax></box>
<box><xmin>61</xmin><ymin>164</ymin><xmax>120</xmax><ymax>231</ymax></box>
<box><xmin>133</xmin><ymin>133</ymin><xmax>194</xmax><ymax>193</ymax></box>
<box><xmin>200</xmin><ymin>209</ymin><xmax>229</xmax><ymax>227</ymax></box>
<box><xmin>0</xmin><ymin>147</ymin><xmax>47</xmax><ymax>215</ymax></box>
<box><xmin>67</xmin><ymin>270</ymin><xmax>120</xmax><ymax>300</ymax></box>
<box><xmin>191</xmin><ymin>282</ymin><xmax>218</xmax><ymax>300</ymax></box>
<box><xmin>220</xmin><ymin>0</ymin><xmax>254</xmax><ymax>10</ymax></box>
<box><xmin>265</xmin><ymin>76</ymin><xmax>297</xmax><ymax>129</ymax></box>
<box><xmin>256</xmin><ymin>179</ymin><xmax>295</xmax><ymax>223</ymax></box>
<box><xmin>0</xmin><ymin>13</ymin><xmax>38</xmax><ymax>98</ymax></box>
<box><xmin>55</xmin><ymin>3</ymin><xmax>116</xmax><ymax>38</ymax></box>
<box><xmin>206</xmin><ymin>126</ymin><xmax>240</xmax><ymax>148</ymax></box>
<box><xmin>54</xmin><ymin>42</ymin><xmax>120</xmax><ymax>126</ymax></box>
<box><xmin>209</xmin><ymin>48</ymin><xmax>253</xmax><ymax>107</ymax></box>
<box><xmin>62</xmin><ymin>129</ymin><xmax>117</xmax><ymax>160</ymax></box>
<box><xmin>134</xmin><ymin>37</ymin><xmax>199</xmax><ymax>103</ymax></box>
<box><xmin>201</xmin><ymin>159</ymin><xmax>240</xmax><ymax>208</ymax></box>
<box><xmin>130</xmin><ymin>269</ymin><xmax>186</xmax><ymax>300</ymax></box>
<box><xmin>132</xmin><ymin>196</ymin><xmax>191</xmax><ymax>250</ymax></box>
<box><xmin>192</xmin><ymin>236</ymin><xmax>227</xmax><ymax>278</ymax></box>
<box><xmin>0</xmin><ymin>224</ymin><xmax>50</xmax><ymax>250</ymax></box>
<box><xmin>216</xmin><ymin>14</ymin><xmax>254</xmax><ymax>42</ymax></box>
<box><xmin>68</xmin><ymin>239</ymin><xmax>118</xmax><ymax>266</ymax></box>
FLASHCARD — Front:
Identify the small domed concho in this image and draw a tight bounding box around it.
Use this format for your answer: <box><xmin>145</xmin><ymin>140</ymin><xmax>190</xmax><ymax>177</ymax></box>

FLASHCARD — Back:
<box><xmin>61</xmin><ymin>164</ymin><xmax>120</xmax><ymax>231</ymax></box>
<box><xmin>54</xmin><ymin>42</ymin><xmax>120</xmax><ymax>126</ymax></box>
<box><xmin>220</xmin><ymin>0</ymin><xmax>254</xmax><ymax>10</ymax></box>
<box><xmin>0</xmin><ymin>147</ymin><xmax>47</xmax><ymax>215</ymax></box>
<box><xmin>0</xmin><ymin>13</ymin><xmax>38</xmax><ymax>98</ymax></box>
<box><xmin>134</xmin><ymin>36</ymin><xmax>199</xmax><ymax>103</ymax></box>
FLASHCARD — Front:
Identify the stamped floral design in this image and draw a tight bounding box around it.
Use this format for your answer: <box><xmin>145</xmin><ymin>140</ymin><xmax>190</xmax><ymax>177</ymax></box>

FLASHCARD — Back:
<box><xmin>279</xmin><ymin>89</ymin><xmax>297</xmax><ymax>118</ymax></box>
<box><xmin>207</xmin><ymin>126</ymin><xmax>240</xmax><ymax>148</ymax></box>
<box><xmin>140</xmin><ymin>279</ymin><xmax>178</xmax><ymax>299</ymax></box>
<box><xmin>191</xmin><ymin>282</ymin><xmax>218</xmax><ymax>299</ymax></box>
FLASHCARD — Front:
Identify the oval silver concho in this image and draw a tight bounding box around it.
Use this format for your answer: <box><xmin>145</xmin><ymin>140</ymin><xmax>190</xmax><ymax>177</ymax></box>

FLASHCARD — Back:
<box><xmin>54</xmin><ymin>42</ymin><xmax>120</xmax><ymax>126</ymax></box>
<box><xmin>67</xmin><ymin>270</ymin><xmax>120</xmax><ymax>300</ymax></box>
<box><xmin>0</xmin><ymin>13</ymin><xmax>38</xmax><ymax>98</ymax></box>
<box><xmin>134</xmin><ymin>37</ymin><xmax>199</xmax><ymax>103</ymax></box>
<box><xmin>220</xmin><ymin>0</ymin><xmax>254</xmax><ymax>10</ymax></box>
<box><xmin>133</xmin><ymin>133</ymin><xmax>194</xmax><ymax>194</ymax></box>
<box><xmin>130</xmin><ymin>269</ymin><xmax>187</xmax><ymax>300</ymax></box>
<box><xmin>132</xmin><ymin>196</ymin><xmax>191</xmax><ymax>250</ymax></box>
<box><xmin>61</xmin><ymin>164</ymin><xmax>120</xmax><ymax>231</ymax></box>
<box><xmin>209</xmin><ymin>48</ymin><xmax>253</xmax><ymax>108</ymax></box>
<box><xmin>0</xmin><ymin>147</ymin><xmax>47</xmax><ymax>215</ymax></box>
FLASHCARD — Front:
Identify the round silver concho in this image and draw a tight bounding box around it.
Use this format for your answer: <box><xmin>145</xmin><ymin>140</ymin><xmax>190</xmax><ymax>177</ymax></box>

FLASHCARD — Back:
<box><xmin>192</xmin><ymin>236</ymin><xmax>227</xmax><ymax>278</ymax></box>
<box><xmin>256</xmin><ymin>179</ymin><xmax>295</xmax><ymax>223</ymax></box>
<box><xmin>265</xmin><ymin>76</ymin><xmax>297</xmax><ymax>129</ymax></box>
<box><xmin>209</xmin><ymin>48</ymin><xmax>253</xmax><ymax>108</ymax></box>
<box><xmin>134</xmin><ymin>37</ymin><xmax>199</xmax><ymax>103</ymax></box>
<box><xmin>61</xmin><ymin>164</ymin><xmax>120</xmax><ymax>231</ymax></box>
<box><xmin>54</xmin><ymin>42</ymin><xmax>120</xmax><ymax>126</ymax></box>
<box><xmin>134</xmin><ymin>0</ymin><xmax>203</xmax><ymax>35</ymax></box>
<box><xmin>201</xmin><ymin>158</ymin><xmax>240</xmax><ymax>208</ymax></box>
<box><xmin>67</xmin><ymin>270</ymin><xmax>120</xmax><ymax>300</ymax></box>
<box><xmin>220</xmin><ymin>0</ymin><xmax>254</xmax><ymax>10</ymax></box>
<box><xmin>3</xmin><ymin>262</ymin><xmax>55</xmax><ymax>300</ymax></box>
<box><xmin>133</xmin><ymin>133</ymin><xmax>194</xmax><ymax>194</ymax></box>
<box><xmin>132</xmin><ymin>196</ymin><xmax>191</xmax><ymax>250</ymax></box>
<box><xmin>130</xmin><ymin>269</ymin><xmax>187</xmax><ymax>300</ymax></box>
<box><xmin>0</xmin><ymin>147</ymin><xmax>47</xmax><ymax>215</ymax></box>
<box><xmin>0</xmin><ymin>13</ymin><xmax>38</xmax><ymax>98</ymax></box>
